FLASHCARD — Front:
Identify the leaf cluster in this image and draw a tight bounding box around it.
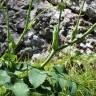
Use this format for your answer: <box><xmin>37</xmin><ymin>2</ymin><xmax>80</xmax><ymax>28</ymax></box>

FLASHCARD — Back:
<box><xmin>0</xmin><ymin>60</ymin><xmax>77</xmax><ymax>96</ymax></box>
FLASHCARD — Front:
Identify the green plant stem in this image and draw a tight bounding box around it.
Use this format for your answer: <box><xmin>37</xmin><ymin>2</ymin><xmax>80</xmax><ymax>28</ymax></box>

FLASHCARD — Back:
<box><xmin>14</xmin><ymin>1</ymin><xmax>52</xmax><ymax>52</ymax></box>
<box><xmin>0</xmin><ymin>0</ymin><xmax>5</xmax><ymax>8</ymax></box>
<box><xmin>57</xmin><ymin>22</ymin><xmax>96</xmax><ymax>51</ymax></box>
<box><xmin>40</xmin><ymin>22</ymin><xmax>96</xmax><ymax>68</ymax></box>
<box><xmin>41</xmin><ymin>49</ymin><xmax>55</xmax><ymax>68</ymax></box>
<box><xmin>5</xmin><ymin>0</ymin><xmax>10</xmax><ymax>52</ymax></box>
<box><xmin>41</xmin><ymin>0</ymin><xmax>63</xmax><ymax>68</ymax></box>
<box><xmin>71</xmin><ymin>0</ymin><xmax>86</xmax><ymax>41</ymax></box>
<box><xmin>58</xmin><ymin>0</ymin><xmax>63</xmax><ymax>30</ymax></box>
<box><xmin>15</xmin><ymin>0</ymin><xmax>33</xmax><ymax>51</ymax></box>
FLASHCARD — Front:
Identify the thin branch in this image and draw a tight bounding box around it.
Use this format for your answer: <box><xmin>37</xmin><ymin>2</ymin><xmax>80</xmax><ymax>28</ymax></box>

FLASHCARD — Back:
<box><xmin>41</xmin><ymin>22</ymin><xmax>96</xmax><ymax>68</ymax></box>
<box><xmin>5</xmin><ymin>0</ymin><xmax>10</xmax><ymax>52</ymax></box>
<box><xmin>40</xmin><ymin>0</ymin><xmax>63</xmax><ymax>68</ymax></box>
<box><xmin>71</xmin><ymin>0</ymin><xmax>86</xmax><ymax>40</ymax></box>
<box><xmin>57</xmin><ymin>23</ymin><xmax>96</xmax><ymax>51</ymax></box>
<box><xmin>15</xmin><ymin>0</ymin><xmax>52</xmax><ymax>51</ymax></box>
<box><xmin>15</xmin><ymin>0</ymin><xmax>33</xmax><ymax>50</ymax></box>
<box><xmin>41</xmin><ymin>49</ymin><xmax>55</xmax><ymax>68</ymax></box>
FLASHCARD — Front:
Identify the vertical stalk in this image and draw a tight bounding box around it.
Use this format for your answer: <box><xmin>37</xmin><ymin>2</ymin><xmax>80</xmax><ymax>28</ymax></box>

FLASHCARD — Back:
<box><xmin>5</xmin><ymin>0</ymin><xmax>10</xmax><ymax>52</ymax></box>
<box><xmin>41</xmin><ymin>49</ymin><xmax>55</xmax><ymax>68</ymax></box>
<box><xmin>58</xmin><ymin>0</ymin><xmax>63</xmax><ymax>31</ymax></box>
<box><xmin>41</xmin><ymin>22</ymin><xmax>96</xmax><ymax>68</ymax></box>
<box><xmin>15</xmin><ymin>0</ymin><xmax>33</xmax><ymax>51</ymax></box>
<box><xmin>56</xmin><ymin>23</ymin><xmax>96</xmax><ymax>51</ymax></box>
<box><xmin>40</xmin><ymin>0</ymin><xmax>63</xmax><ymax>68</ymax></box>
<box><xmin>71</xmin><ymin>0</ymin><xmax>86</xmax><ymax>41</ymax></box>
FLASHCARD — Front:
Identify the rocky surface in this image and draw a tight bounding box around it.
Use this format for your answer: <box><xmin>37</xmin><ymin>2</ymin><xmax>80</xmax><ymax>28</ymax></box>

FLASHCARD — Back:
<box><xmin>67</xmin><ymin>0</ymin><xmax>96</xmax><ymax>21</ymax></box>
<box><xmin>0</xmin><ymin>0</ymin><xmax>96</xmax><ymax>59</ymax></box>
<box><xmin>48</xmin><ymin>0</ymin><xmax>96</xmax><ymax>20</ymax></box>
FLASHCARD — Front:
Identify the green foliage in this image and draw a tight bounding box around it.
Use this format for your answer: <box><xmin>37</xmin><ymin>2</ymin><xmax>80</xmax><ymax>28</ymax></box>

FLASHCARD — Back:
<box><xmin>8</xmin><ymin>32</ymin><xmax>16</xmax><ymax>53</ymax></box>
<box><xmin>1</xmin><ymin>53</ymin><xmax>17</xmax><ymax>62</ymax></box>
<box><xmin>30</xmin><ymin>92</ymin><xmax>45</xmax><ymax>96</ymax></box>
<box><xmin>0</xmin><ymin>70</ymin><xmax>10</xmax><ymax>85</ymax></box>
<box><xmin>0</xmin><ymin>53</ymin><xmax>96</xmax><ymax>96</ymax></box>
<box><xmin>52</xmin><ymin>25</ymin><xmax>59</xmax><ymax>50</ymax></box>
<box><xmin>0</xmin><ymin>0</ymin><xmax>96</xmax><ymax>96</ymax></box>
<box><xmin>48</xmin><ymin>65</ymin><xmax>77</xmax><ymax>95</ymax></box>
<box><xmin>71</xmin><ymin>0</ymin><xmax>86</xmax><ymax>41</ymax></box>
<box><xmin>0</xmin><ymin>86</ymin><xmax>6</xmax><ymax>96</ymax></box>
<box><xmin>0</xmin><ymin>59</ymin><xmax>78</xmax><ymax>96</ymax></box>
<box><xmin>58</xmin><ymin>1</ymin><xmax>66</xmax><ymax>11</ymax></box>
<box><xmin>28</xmin><ymin>68</ymin><xmax>47</xmax><ymax>88</ymax></box>
<box><xmin>0</xmin><ymin>53</ymin><xmax>17</xmax><ymax>72</ymax></box>
<box><xmin>10</xmin><ymin>81</ymin><xmax>29</xmax><ymax>96</ymax></box>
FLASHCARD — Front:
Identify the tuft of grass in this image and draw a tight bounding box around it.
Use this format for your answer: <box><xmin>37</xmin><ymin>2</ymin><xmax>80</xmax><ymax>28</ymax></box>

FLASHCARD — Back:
<box><xmin>31</xmin><ymin>52</ymin><xmax>96</xmax><ymax>96</ymax></box>
<box><xmin>52</xmin><ymin>53</ymin><xmax>96</xmax><ymax>96</ymax></box>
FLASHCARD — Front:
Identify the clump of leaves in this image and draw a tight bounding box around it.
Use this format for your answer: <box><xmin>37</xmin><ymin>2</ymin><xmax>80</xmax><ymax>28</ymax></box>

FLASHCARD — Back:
<box><xmin>0</xmin><ymin>0</ymin><xmax>96</xmax><ymax>96</ymax></box>
<box><xmin>0</xmin><ymin>61</ymin><xmax>77</xmax><ymax>96</ymax></box>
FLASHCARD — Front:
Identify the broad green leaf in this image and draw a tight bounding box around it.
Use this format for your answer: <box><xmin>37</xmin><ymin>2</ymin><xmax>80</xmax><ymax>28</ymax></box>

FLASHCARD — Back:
<box><xmin>53</xmin><ymin>65</ymin><xmax>68</xmax><ymax>74</ymax></box>
<box><xmin>48</xmin><ymin>71</ymin><xmax>59</xmax><ymax>87</ymax></box>
<box><xmin>59</xmin><ymin>78</ymin><xmax>71</xmax><ymax>89</ymax></box>
<box><xmin>53</xmin><ymin>65</ymin><xmax>64</xmax><ymax>73</ymax></box>
<box><xmin>70</xmin><ymin>82</ymin><xmax>77</xmax><ymax>94</ymax></box>
<box><xmin>0</xmin><ymin>86</ymin><xmax>6</xmax><ymax>95</ymax></box>
<box><xmin>28</xmin><ymin>68</ymin><xmax>47</xmax><ymax>88</ymax></box>
<box><xmin>59</xmin><ymin>78</ymin><xmax>77</xmax><ymax>94</ymax></box>
<box><xmin>0</xmin><ymin>70</ymin><xmax>10</xmax><ymax>85</ymax></box>
<box><xmin>11</xmin><ymin>82</ymin><xmax>29</xmax><ymax>96</ymax></box>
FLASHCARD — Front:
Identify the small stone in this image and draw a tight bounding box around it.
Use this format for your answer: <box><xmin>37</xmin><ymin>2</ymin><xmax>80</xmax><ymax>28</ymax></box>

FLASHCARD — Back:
<box><xmin>80</xmin><ymin>43</ymin><xmax>87</xmax><ymax>49</ymax></box>
<box><xmin>86</xmin><ymin>43</ymin><xmax>93</xmax><ymax>48</ymax></box>
<box><xmin>18</xmin><ymin>47</ymin><xmax>33</xmax><ymax>58</ymax></box>
<box><xmin>86</xmin><ymin>48</ymin><xmax>93</xmax><ymax>54</ymax></box>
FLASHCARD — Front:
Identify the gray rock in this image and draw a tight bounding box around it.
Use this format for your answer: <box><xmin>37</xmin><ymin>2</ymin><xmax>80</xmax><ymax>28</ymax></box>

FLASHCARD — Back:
<box><xmin>17</xmin><ymin>47</ymin><xmax>33</xmax><ymax>58</ymax></box>
<box><xmin>69</xmin><ymin>0</ymin><xmax>96</xmax><ymax>20</ymax></box>
<box><xmin>32</xmin><ymin>1</ymin><xmax>55</xmax><ymax>42</ymax></box>
<box><xmin>0</xmin><ymin>11</ymin><xmax>7</xmax><ymax>56</ymax></box>
<box><xmin>0</xmin><ymin>42</ymin><xmax>7</xmax><ymax>56</ymax></box>
<box><xmin>30</xmin><ymin>1</ymin><xmax>94</xmax><ymax>55</ymax></box>
<box><xmin>8</xmin><ymin>0</ymin><xmax>29</xmax><ymax>10</ymax></box>
<box><xmin>85</xmin><ymin>0</ymin><xmax>96</xmax><ymax>19</ymax></box>
<box><xmin>23</xmin><ymin>29</ymin><xmax>47</xmax><ymax>49</ymax></box>
<box><xmin>48</xmin><ymin>0</ymin><xmax>96</xmax><ymax>20</ymax></box>
<box><xmin>31</xmin><ymin>51</ymin><xmax>49</xmax><ymax>62</ymax></box>
<box><xmin>86</xmin><ymin>48</ymin><xmax>93</xmax><ymax>54</ymax></box>
<box><xmin>0</xmin><ymin>12</ymin><xmax>4</xmax><ymax>24</ymax></box>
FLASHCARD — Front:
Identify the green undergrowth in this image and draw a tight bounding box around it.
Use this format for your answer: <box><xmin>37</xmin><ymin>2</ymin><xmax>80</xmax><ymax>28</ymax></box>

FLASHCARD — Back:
<box><xmin>35</xmin><ymin>53</ymin><xmax>96</xmax><ymax>96</ymax></box>
<box><xmin>0</xmin><ymin>0</ymin><xmax>96</xmax><ymax>96</ymax></box>
<box><xmin>0</xmin><ymin>53</ymin><xmax>96</xmax><ymax>96</ymax></box>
